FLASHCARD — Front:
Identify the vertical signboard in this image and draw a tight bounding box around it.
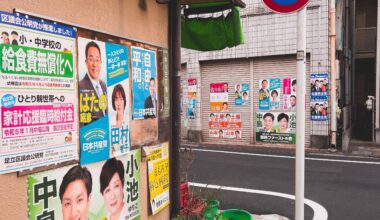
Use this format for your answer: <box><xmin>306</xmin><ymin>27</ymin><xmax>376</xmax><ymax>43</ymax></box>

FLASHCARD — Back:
<box><xmin>27</xmin><ymin>150</ymin><xmax>141</xmax><ymax>220</ymax></box>
<box><xmin>0</xmin><ymin>11</ymin><xmax>78</xmax><ymax>174</ymax></box>
<box><xmin>131</xmin><ymin>47</ymin><xmax>157</xmax><ymax>120</ymax></box>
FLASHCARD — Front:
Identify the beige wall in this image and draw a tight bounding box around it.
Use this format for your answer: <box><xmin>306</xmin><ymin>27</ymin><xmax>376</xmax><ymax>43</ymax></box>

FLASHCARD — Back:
<box><xmin>0</xmin><ymin>0</ymin><xmax>169</xmax><ymax>219</ymax></box>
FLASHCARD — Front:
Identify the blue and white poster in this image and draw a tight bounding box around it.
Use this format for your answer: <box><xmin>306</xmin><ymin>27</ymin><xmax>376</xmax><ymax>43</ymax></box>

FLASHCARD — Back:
<box><xmin>131</xmin><ymin>47</ymin><xmax>157</xmax><ymax>120</ymax></box>
<box><xmin>235</xmin><ymin>83</ymin><xmax>249</xmax><ymax>106</ymax></box>
<box><xmin>259</xmin><ymin>79</ymin><xmax>270</xmax><ymax>110</ymax></box>
<box><xmin>106</xmin><ymin>43</ymin><xmax>130</xmax><ymax>158</ymax></box>
<box><xmin>78</xmin><ymin>37</ymin><xmax>109</xmax><ymax>164</ymax></box>
<box><xmin>310</xmin><ymin>73</ymin><xmax>328</xmax><ymax>121</ymax></box>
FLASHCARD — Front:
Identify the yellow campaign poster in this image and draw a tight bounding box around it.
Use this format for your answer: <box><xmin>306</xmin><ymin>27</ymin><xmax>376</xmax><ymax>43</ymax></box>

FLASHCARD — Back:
<box><xmin>147</xmin><ymin>143</ymin><xmax>170</xmax><ymax>215</ymax></box>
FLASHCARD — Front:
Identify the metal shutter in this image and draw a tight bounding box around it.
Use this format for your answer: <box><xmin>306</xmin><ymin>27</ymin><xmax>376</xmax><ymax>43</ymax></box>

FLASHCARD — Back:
<box><xmin>200</xmin><ymin>59</ymin><xmax>251</xmax><ymax>145</ymax></box>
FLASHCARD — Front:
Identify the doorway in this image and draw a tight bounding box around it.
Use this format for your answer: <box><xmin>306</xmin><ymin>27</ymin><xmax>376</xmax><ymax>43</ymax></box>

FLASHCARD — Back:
<box><xmin>353</xmin><ymin>58</ymin><xmax>376</xmax><ymax>141</ymax></box>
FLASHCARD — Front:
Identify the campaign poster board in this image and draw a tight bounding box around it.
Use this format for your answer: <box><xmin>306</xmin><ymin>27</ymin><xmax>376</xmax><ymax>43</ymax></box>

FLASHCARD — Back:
<box><xmin>131</xmin><ymin>47</ymin><xmax>157</xmax><ymax>120</ymax></box>
<box><xmin>209</xmin><ymin>113</ymin><xmax>242</xmax><ymax>139</ymax></box>
<box><xmin>187</xmin><ymin>79</ymin><xmax>197</xmax><ymax>119</ymax></box>
<box><xmin>255</xmin><ymin>112</ymin><xmax>296</xmax><ymax>144</ymax></box>
<box><xmin>0</xmin><ymin>11</ymin><xmax>78</xmax><ymax>174</ymax></box>
<box><xmin>283</xmin><ymin>78</ymin><xmax>296</xmax><ymax>110</ymax></box>
<box><xmin>310</xmin><ymin>73</ymin><xmax>328</xmax><ymax>121</ymax></box>
<box><xmin>27</xmin><ymin>150</ymin><xmax>141</xmax><ymax>220</ymax></box>
<box><xmin>145</xmin><ymin>142</ymin><xmax>170</xmax><ymax>215</ymax></box>
<box><xmin>235</xmin><ymin>83</ymin><xmax>249</xmax><ymax>106</ymax></box>
<box><xmin>210</xmin><ymin>82</ymin><xmax>228</xmax><ymax>112</ymax></box>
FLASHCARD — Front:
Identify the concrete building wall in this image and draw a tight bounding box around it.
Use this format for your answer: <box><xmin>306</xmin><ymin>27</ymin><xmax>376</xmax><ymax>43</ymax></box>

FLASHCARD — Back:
<box><xmin>0</xmin><ymin>1</ymin><xmax>169</xmax><ymax>219</ymax></box>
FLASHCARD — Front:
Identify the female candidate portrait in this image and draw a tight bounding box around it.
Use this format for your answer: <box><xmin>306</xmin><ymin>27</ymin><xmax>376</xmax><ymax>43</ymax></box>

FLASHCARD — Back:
<box><xmin>100</xmin><ymin>158</ymin><xmax>126</xmax><ymax>220</ymax></box>
<box><xmin>110</xmin><ymin>84</ymin><xmax>129</xmax><ymax>157</ymax></box>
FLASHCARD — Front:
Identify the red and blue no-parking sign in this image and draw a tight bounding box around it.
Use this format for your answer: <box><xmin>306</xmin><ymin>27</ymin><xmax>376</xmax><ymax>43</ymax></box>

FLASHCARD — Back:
<box><xmin>262</xmin><ymin>0</ymin><xmax>309</xmax><ymax>13</ymax></box>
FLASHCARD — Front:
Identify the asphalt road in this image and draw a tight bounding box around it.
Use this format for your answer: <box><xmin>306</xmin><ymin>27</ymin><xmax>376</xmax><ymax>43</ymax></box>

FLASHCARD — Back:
<box><xmin>181</xmin><ymin>147</ymin><xmax>380</xmax><ymax>220</ymax></box>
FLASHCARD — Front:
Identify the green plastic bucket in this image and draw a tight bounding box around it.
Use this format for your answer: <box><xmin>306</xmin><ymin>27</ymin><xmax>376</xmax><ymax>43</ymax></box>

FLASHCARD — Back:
<box><xmin>217</xmin><ymin>209</ymin><xmax>252</xmax><ymax>220</ymax></box>
<box><xmin>203</xmin><ymin>200</ymin><xmax>220</xmax><ymax>220</ymax></box>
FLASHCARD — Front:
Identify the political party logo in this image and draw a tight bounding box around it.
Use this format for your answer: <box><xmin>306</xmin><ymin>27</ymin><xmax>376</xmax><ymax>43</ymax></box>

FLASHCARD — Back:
<box><xmin>262</xmin><ymin>0</ymin><xmax>309</xmax><ymax>13</ymax></box>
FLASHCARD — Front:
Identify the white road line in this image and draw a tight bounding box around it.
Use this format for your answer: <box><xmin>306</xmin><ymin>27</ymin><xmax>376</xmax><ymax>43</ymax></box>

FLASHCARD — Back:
<box><xmin>188</xmin><ymin>148</ymin><xmax>380</xmax><ymax>165</ymax></box>
<box><xmin>189</xmin><ymin>182</ymin><xmax>328</xmax><ymax>220</ymax></box>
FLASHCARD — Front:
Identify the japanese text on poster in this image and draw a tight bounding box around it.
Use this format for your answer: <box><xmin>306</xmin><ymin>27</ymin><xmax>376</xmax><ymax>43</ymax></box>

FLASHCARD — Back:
<box><xmin>235</xmin><ymin>84</ymin><xmax>249</xmax><ymax>106</ymax></box>
<box><xmin>131</xmin><ymin>47</ymin><xmax>157</xmax><ymax>120</ymax></box>
<box><xmin>283</xmin><ymin>78</ymin><xmax>296</xmax><ymax>110</ymax></box>
<box><xmin>255</xmin><ymin>112</ymin><xmax>296</xmax><ymax>144</ymax></box>
<box><xmin>0</xmin><ymin>11</ymin><xmax>78</xmax><ymax>174</ymax></box>
<box><xmin>209</xmin><ymin>113</ymin><xmax>242</xmax><ymax>139</ymax></box>
<box><xmin>27</xmin><ymin>150</ymin><xmax>141</xmax><ymax>220</ymax></box>
<box><xmin>145</xmin><ymin>142</ymin><xmax>170</xmax><ymax>215</ymax></box>
<box><xmin>187</xmin><ymin>79</ymin><xmax>197</xmax><ymax>119</ymax></box>
<box><xmin>210</xmin><ymin>82</ymin><xmax>228</xmax><ymax>112</ymax></box>
<box><xmin>310</xmin><ymin>73</ymin><xmax>328</xmax><ymax>121</ymax></box>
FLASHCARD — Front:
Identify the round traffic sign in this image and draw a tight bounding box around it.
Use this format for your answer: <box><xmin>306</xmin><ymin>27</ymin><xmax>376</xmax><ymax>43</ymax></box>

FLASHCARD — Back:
<box><xmin>262</xmin><ymin>0</ymin><xmax>309</xmax><ymax>13</ymax></box>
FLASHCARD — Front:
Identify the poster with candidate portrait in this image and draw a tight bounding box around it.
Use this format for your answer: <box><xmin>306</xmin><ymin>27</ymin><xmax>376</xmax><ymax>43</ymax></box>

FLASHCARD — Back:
<box><xmin>310</xmin><ymin>73</ymin><xmax>328</xmax><ymax>121</ymax></box>
<box><xmin>145</xmin><ymin>142</ymin><xmax>170</xmax><ymax>215</ymax></box>
<box><xmin>78</xmin><ymin>38</ymin><xmax>109</xmax><ymax>165</ymax></box>
<box><xmin>187</xmin><ymin>79</ymin><xmax>197</xmax><ymax>119</ymax></box>
<box><xmin>269</xmin><ymin>79</ymin><xmax>281</xmax><ymax>110</ymax></box>
<box><xmin>0</xmin><ymin>11</ymin><xmax>78</xmax><ymax>174</ymax></box>
<box><xmin>131</xmin><ymin>47</ymin><xmax>157</xmax><ymax>120</ymax></box>
<box><xmin>106</xmin><ymin>43</ymin><xmax>130</xmax><ymax>158</ymax></box>
<box><xmin>208</xmin><ymin>113</ymin><xmax>242</xmax><ymax>139</ymax></box>
<box><xmin>210</xmin><ymin>83</ymin><xmax>228</xmax><ymax>112</ymax></box>
<box><xmin>27</xmin><ymin>150</ymin><xmax>141</xmax><ymax>220</ymax></box>
<box><xmin>235</xmin><ymin>84</ymin><xmax>249</xmax><ymax>106</ymax></box>
<box><xmin>283</xmin><ymin>78</ymin><xmax>296</xmax><ymax>110</ymax></box>
<box><xmin>255</xmin><ymin>112</ymin><xmax>296</xmax><ymax>144</ymax></box>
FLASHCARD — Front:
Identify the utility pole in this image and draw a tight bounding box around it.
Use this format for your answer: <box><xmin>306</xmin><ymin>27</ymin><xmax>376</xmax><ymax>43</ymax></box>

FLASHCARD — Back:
<box><xmin>295</xmin><ymin>7</ymin><xmax>306</xmax><ymax>220</ymax></box>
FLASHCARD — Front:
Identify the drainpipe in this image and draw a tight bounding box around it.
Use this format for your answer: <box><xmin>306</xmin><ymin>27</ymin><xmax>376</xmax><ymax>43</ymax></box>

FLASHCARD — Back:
<box><xmin>330</xmin><ymin>0</ymin><xmax>337</xmax><ymax>147</ymax></box>
<box><xmin>169</xmin><ymin>0</ymin><xmax>181</xmax><ymax>217</ymax></box>
<box><xmin>375</xmin><ymin>0</ymin><xmax>380</xmax><ymax>143</ymax></box>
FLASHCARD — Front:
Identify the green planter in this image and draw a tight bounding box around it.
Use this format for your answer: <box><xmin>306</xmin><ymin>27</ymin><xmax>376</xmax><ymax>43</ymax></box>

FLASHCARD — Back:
<box><xmin>217</xmin><ymin>209</ymin><xmax>252</xmax><ymax>220</ymax></box>
<box><xmin>203</xmin><ymin>199</ymin><xmax>220</xmax><ymax>220</ymax></box>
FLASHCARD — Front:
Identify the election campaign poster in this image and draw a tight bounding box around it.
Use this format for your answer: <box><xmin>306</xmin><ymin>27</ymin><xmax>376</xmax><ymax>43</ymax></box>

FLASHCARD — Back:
<box><xmin>210</xmin><ymin>82</ymin><xmax>228</xmax><ymax>112</ymax></box>
<box><xmin>78</xmin><ymin>38</ymin><xmax>109</xmax><ymax>165</ymax></box>
<box><xmin>283</xmin><ymin>78</ymin><xmax>296</xmax><ymax>110</ymax></box>
<box><xmin>27</xmin><ymin>150</ymin><xmax>141</xmax><ymax>220</ymax></box>
<box><xmin>235</xmin><ymin>83</ymin><xmax>249</xmax><ymax>106</ymax></box>
<box><xmin>259</xmin><ymin>78</ymin><xmax>282</xmax><ymax>110</ymax></box>
<box><xmin>0</xmin><ymin>11</ymin><xmax>78</xmax><ymax>174</ymax></box>
<box><xmin>106</xmin><ymin>43</ymin><xmax>130</xmax><ymax>158</ymax></box>
<box><xmin>310</xmin><ymin>73</ymin><xmax>328</xmax><ymax>121</ymax></box>
<box><xmin>162</xmin><ymin>49</ymin><xmax>170</xmax><ymax>117</ymax></box>
<box><xmin>209</xmin><ymin>113</ymin><xmax>242</xmax><ymax>139</ymax></box>
<box><xmin>145</xmin><ymin>142</ymin><xmax>170</xmax><ymax>215</ymax></box>
<box><xmin>131</xmin><ymin>47</ymin><xmax>157</xmax><ymax>120</ymax></box>
<box><xmin>255</xmin><ymin>112</ymin><xmax>296</xmax><ymax>144</ymax></box>
<box><xmin>187</xmin><ymin>79</ymin><xmax>197</xmax><ymax>119</ymax></box>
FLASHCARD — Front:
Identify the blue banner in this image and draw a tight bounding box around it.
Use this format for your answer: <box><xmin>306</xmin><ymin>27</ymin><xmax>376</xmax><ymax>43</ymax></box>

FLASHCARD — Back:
<box><xmin>106</xmin><ymin>43</ymin><xmax>129</xmax><ymax>87</ymax></box>
<box><xmin>131</xmin><ymin>47</ymin><xmax>157</xmax><ymax>120</ymax></box>
<box><xmin>0</xmin><ymin>11</ymin><xmax>76</xmax><ymax>38</ymax></box>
